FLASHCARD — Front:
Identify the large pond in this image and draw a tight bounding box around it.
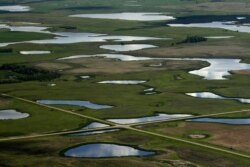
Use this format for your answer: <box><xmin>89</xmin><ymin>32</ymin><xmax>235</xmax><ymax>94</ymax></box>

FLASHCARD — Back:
<box><xmin>166</xmin><ymin>58</ymin><xmax>250</xmax><ymax>80</ymax></box>
<box><xmin>0</xmin><ymin>109</ymin><xmax>29</xmax><ymax>120</ymax></box>
<box><xmin>37</xmin><ymin>100</ymin><xmax>113</xmax><ymax>110</ymax></box>
<box><xmin>70</xmin><ymin>12</ymin><xmax>175</xmax><ymax>21</ymax></box>
<box><xmin>186</xmin><ymin>92</ymin><xmax>250</xmax><ymax>103</ymax></box>
<box><xmin>98</xmin><ymin>80</ymin><xmax>146</xmax><ymax>85</ymax></box>
<box><xmin>0</xmin><ymin>5</ymin><xmax>30</xmax><ymax>12</ymax></box>
<box><xmin>168</xmin><ymin>21</ymin><xmax>250</xmax><ymax>33</ymax></box>
<box><xmin>100</xmin><ymin>44</ymin><xmax>157</xmax><ymax>52</ymax></box>
<box><xmin>0</xmin><ymin>25</ymin><xmax>166</xmax><ymax>47</ymax></box>
<box><xmin>64</xmin><ymin>143</ymin><xmax>155</xmax><ymax>158</ymax></box>
<box><xmin>189</xmin><ymin>118</ymin><xmax>250</xmax><ymax>125</ymax></box>
<box><xmin>108</xmin><ymin>113</ymin><xmax>192</xmax><ymax>124</ymax></box>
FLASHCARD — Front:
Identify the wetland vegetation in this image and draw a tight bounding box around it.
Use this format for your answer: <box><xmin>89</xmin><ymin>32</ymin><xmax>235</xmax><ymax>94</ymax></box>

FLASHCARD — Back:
<box><xmin>0</xmin><ymin>0</ymin><xmax>250</xmax><ymax>166</ymax></box>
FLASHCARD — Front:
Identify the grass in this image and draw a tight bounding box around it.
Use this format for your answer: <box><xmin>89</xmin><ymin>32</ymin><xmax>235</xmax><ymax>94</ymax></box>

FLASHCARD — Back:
<box><xmin>0</xmin><ymin>98</ymin><xmax>87</xmax><ymax>137</ymax></box>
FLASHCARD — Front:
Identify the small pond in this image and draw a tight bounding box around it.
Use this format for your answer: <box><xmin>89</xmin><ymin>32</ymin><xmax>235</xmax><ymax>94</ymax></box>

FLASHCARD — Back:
<box><xmin>37</xmin><ymin>100</ymin><xmax>113</xmax><ymax>110</ymax></box>
<box><xmin>107</xmin><ymin>113</ymin><xmax>192</xmax><ymax>124</ymax></box>
<box><xmin>70</xmin><ymin>12</ymin><xmax>175</xmax><ymax>21</ymax></box>
<box><xmin>0</xmin><ymin>109</ymin><xmax>29</xmax><ymax>120</ymax></box>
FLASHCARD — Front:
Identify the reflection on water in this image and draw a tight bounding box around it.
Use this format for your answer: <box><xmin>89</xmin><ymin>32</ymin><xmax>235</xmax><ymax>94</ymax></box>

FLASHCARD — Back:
<box><xmin>205</xmin><ymin>36</ymin><xmax>234</xmax><ymax>39</ymax></box>
<box><xmin>0</xmin><ymin>5</ymin><xmax>30</xmax><ymax>12</ymax></box>
<box><xmin>0</xmin><ymin>26</ymin><xmax>166</xmax><ymax>47</ymax></box>
<box><xmin>68</xmin><ymin>129</ymin><xmax>119</xmax><ymax>136</ymax></box>
<box><xmin>0</xmin><ymin>109</ymin><xmax>29</xmax><ymax>120</ymax></box>
<box><xmin>168</xmin><ymin>21</ymin><xmax>250</xmax><ymax>33</ymax></box>
<box><xmin>20</xmin><ymin>51</ymin><xmax>51</xmax><ymax>55</ymax></box>
<box><xmin>30</xmin><ymin>32</ymin><xmax>165</xmax><ymax>44</ymax></box>
<box><xmin>82</xmin><ymin>122</ymin><xmax>110</xmax><ymax>130</ymax></box>
<box><xmin>186</xmin><ymin>92</ymin><xmax>250</xmax><ymax>103</ymax></box>
<box><xmin>64</xmin><ymin>143</ymin><xmax>155</xmax><ymax>158</ymax></box>
<box><xmin>70</xmin><ymin>12</ymin><xmax>175</xmax><ymax>21</ymax></box>
<box><xmin>0</xmin><ymin>24</ymin><xmax>49</xmax><ymax>33</ymax></box>
<box><xmin>98</xmin><ymin>80</ymin><xmax>146</xmax><ymax>84</ymax></box>
<box><xmin>108</xmin><ymin>113</ymin><xmax>192</xmax><ymax>124</ymax></box>
<box><xmin>37</xmin><ymin>100</ymin><xmax>113</xmax><ymax>109</ymax></box>
<box><xmin>58</xmin><ymin>54</ymin><xmax>157</xmax><ymax>61</ymax></box>
<box><xmin>100</xmin><ymin>44</ymin><xmax>157</xmax><ymax>52</ymax></box>
<box><xmin>189</xmin><ymin>118</ymin><xmax>250</xmax><ymax>125</ymax></box>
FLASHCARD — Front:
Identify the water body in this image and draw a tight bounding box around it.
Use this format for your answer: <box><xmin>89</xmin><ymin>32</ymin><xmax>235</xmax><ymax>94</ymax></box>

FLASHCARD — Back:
<box><xmin>59</xmin><ymin>54</ymin><xmax>250</xmax><ymax>80</ymax></box>
<box><xmin>82</xmin><ymin>122</ymin><xmax>110</xmax><ymax>130</ymax></box>
<box><xmin>0</xmin><ymin>5</ymin><xmax>30</xmax><ymax>12</ymax></box>
<box><xmin>205</xmin><ymin>36</ymin><xmax>234</xmax><ymax>39</ymax></box>
<box><xmin>168</xmin><ymin>21</ymin><xmax>250</xmax><ymax>33</ymax></box>
<box><xmin>108</xmin><ymin>113</ymin><xmax>192</xmax><ymax>124</ymax></box>
<box><xmin>80</xmin><ymin>76</ymin><xmax>91</xmax><ymax>79</ymax></box>
<box><xmin>30</xmin><ymin>32</ymin><xmax>165</xmax><ymax>44</ymax></box>
<box><xmin>167</xmin><ymin>58</ymin><xmax>250</xmax><ymax>80</ymax></box>
<box><xmin>37</xmin><ymin>100</ymin><xmax>113</xmax><ymax>110</ymax></box>
<box><xmin>186</xmin><ymin>92</ymin><xmax>250</xmax><ymax>104</ymax></box>
<box><xmin>0</xmin><ymin>28</ymin><xmax>166</xmax><ymax>47</ymax></box>
<box><xmin>0</xmin><ymin>24</ymin><xmax>49</xmax><ymax>34</ymax></box>
<box><xmin>189</xmin><ymin>118</ymin><xmax>250</xmax><ymax>125</ymax></box>
<box><xmin>20</xmin><ymin>51</ymin><xmax>51</xmax><ymax>55</ymax></box>
<box><xmin>64</xmin><ymin>143</ymin><xmax>155</xmax><ymax>158</ymax></box>
<box><xmin>98</xmin><ymin>80</ymin><xmax>146</xmax><ymax>84</ymax></box>
<box><xmin>0</xmin><ymin>109</ymin><xmax>29</xmax><ymax>120</ymax></box>
<box><xmin>100</xmin><ymin>44</ymin><xmax>157</xmax><ymax>52</ymax></box>
<box><xmin>68</xmin><ymin>129</ymin><xmax>119</xmax><ymax>136</ymax></box>
<box><xmin>58</xmin><ymin>54</ymin><xmax>157</xmax><ymax>61</ymax></box>
<box><xmin>70</xmin><ymin>12</ymin><xmax>175</xmax><ymax>21</ymax></box>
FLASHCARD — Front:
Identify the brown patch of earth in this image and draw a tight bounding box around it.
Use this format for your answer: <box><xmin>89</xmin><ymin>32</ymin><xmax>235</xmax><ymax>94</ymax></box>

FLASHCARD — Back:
<box><xmin>52</xmin><ymin>58</ymin><xmax>207</xmax><ymax>74</ymax></box>
<box><xmin>155</xmin><ymin>122</ymin><xmax>250</xmax><ymax>153</ymax></box>
<box><xmin>134</xmin><ymin>44</ymin><xmax>250</xmax><ymax>58</ymax></box>
<box><xmin>231</xmin><ymin>70</ymin><xmax>250</xmax><ymax>75</ymax></box>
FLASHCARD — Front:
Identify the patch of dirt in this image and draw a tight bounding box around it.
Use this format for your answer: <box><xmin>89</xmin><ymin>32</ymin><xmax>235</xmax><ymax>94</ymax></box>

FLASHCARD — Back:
<box><xmin>134</xmin><ymin>44</ymin><xmax>250</xmax><ymax>58</ymax></box>
<box><xmin>231</xmin><ymin>70</ymin><xmax>250</xmax><ymax>75</ymax></box>
<box><xmin>56</xmin><ymin>58</ymin><xmax>207</xmax><ymax>74</ymax></box>
<box><xmin>160</xmin><ymin>122</ymin><xmax>250</xmax><ymax>153</ymax></box>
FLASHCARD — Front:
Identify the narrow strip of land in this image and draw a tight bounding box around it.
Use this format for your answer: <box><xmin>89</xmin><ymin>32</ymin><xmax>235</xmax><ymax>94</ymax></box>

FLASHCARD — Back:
<box><xmin>1</xmin><ymin>93</ymin><xmax>250</xmax><ymax>159</ymax></box>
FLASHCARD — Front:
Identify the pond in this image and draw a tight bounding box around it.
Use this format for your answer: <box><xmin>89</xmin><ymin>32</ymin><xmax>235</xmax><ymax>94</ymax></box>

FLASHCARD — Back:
<box><xmin>0</xmin><ymin>109</ymin><xmax>29</xmax><ymax>120</ymax></box>
<box><xmin>186</xmin><ymin>92</ymin><xmax>250</xmax><ymax>104</ymax></box>
<box><xmin>58</xmin><ymin>54</ymin><xmax>157</xmax><ymax>61</ymax></box>
<box><xmin>167</xmin><ymin>58</ymin><xmax>250</xmax><ymax>80</ymax></box>
<box><xmin>68</xmin><ymin>129</ymin><xmax>120</xmax><ymax>136</ymax></box>
<box><xmin>82</xmin><ymin>122</ymin><xmax>110</xmax><ymax>130</ymax></box>
<box><xmin>168</xmin><ymin>21</ymin><xmax>250</xmax><ymax>33</ymax></box>
<box><xmin>64</xmin><ymin>143</ymin><xmax>155</xmax><ymax>158</ymax></box>
<box><xmin>189</xmin><ymin>118</ymin><xmax>250</xmax><ymax>125</ymax></box>
<box><xmin>107</xmin><ymin>113</ymin><xmax>192</xmax><ymax>124</ymax></box>
<box><xmin>20</xmin><ymin>51</ymin><xmax>51</xmax><ymax>55</ymax></box>
<box><xmin>0</xmin><ymin>28</ymin><xmax>166</xmax><ymax>47</ymax></box>
<box><xmin>98</xmin><ymin>80</ymin><xmax>146</xmax><ymax>84</ymax></box>
<box><xmin>37</xmin><ymin>100</ymin><xmax>113</xmax><ymax>110</ymax></box>
<box><xmin>70</xmin><ymin>12</ymin><xmax>175</xmax><ymax>21</ymax></box>
<box><xmin>0</xmin><ymin>5</ymin><xmax>30</xmax><ymax>12</ymax></box>
<box><xmin>100</xmin><ymin>44</ymin><xmax>157</xmax><ymax>52</ymax></box>
<box><xmin>0</xmin><ymin>24</ymin><xmax>49</xmax><ymax>34</ymax></box>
